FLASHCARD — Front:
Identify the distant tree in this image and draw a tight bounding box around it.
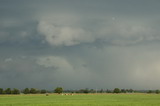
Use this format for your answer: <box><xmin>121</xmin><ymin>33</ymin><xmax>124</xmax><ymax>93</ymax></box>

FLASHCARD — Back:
<box><xmin>40</xmin><ymin>89</ymin><xmax>47</xmax><ymax>94</ymax></box>
<box><xmin>23</xmin><ymin>88</ymin><xmax>30</xmax><ymax>94</ymax></box>
<box><xmin>147</xmin><ymin>90</ymin><xmax>152</xmax><ymax>93</ymax></box>
<box><xmin>11</xmin><ymin>88</ymin><xmax>20</xmax><ymax>94</ymax></box>
<box><xmin>128</xmin><ymin>89</ymin><xmax>134</xmax><ymax>93</ymax></box>
<box><xmin>30</xmin><ymin>88</ymin><xmax>37</xmax><ymax>94</ymax></box>
<box><xmin>77</xmin><ymin>89</ymin><xmax>89</xmax><ymax>93</ymax></box>
<box><xmin>106</xmin><ymin>89</ymin><xmax>112</xmax><ymax>93</ymax></box>
<box><xmin>89</xmin><ymin>89</ymin><xmax>96</xmax><ymax>93</ymax></box>
<box><xmin>36</xmin><ymin>89</ymin><xmax>40</xmax><ymax>94</ymax></box>
<box><xmin>156</xmin><ymin>90</ymin><xmax>160</xmax><ymax>94</ymax></box>
<box><xmin>113</xmin><ymin>88</ymin><xmax>121</xmax><ymax>93</ymax></box>
<box><xmin>5</xmin><ymin>88</ymin><xmax>11</xmax><ymax>94</ymax></box>
<box><xmin>78</xmin><ymin>89</ymin><xmax>84</xmax><ymax>93</ymax></box>
<box><xmin>121</xmin><ymin>89</ymin><xmax>126</xmax><ymax>93</ymax></box>
<box><xmin>54</xmin><ymin>87</ymin><xmax>63</xmax><ymax>94</ymax></box>
<box><xmin>99</xmin><ymin>89</ymin><xmax>104</xmax><ymax>93</ymax></box>
<box><xmin>75</xmin><ymin>90</ymin><xmax>80</xmax><ymax>93</ymax></box>
<box><xmin>0</xmin><ymin>88</ymin><xmax>3</xmax><ymax>94</ymax></box>
<box><xmin>83</xmin><ymin>88</ymin><xmax>89</xmax><ymax>94</ymax></box>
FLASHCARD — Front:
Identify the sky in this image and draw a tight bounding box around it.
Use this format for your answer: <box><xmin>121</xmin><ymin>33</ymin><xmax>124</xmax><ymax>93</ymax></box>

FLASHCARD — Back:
<box><xmin>0</xmin><ymin>0</ymin><xmax>160</xmax><ymax>90</ymax></box>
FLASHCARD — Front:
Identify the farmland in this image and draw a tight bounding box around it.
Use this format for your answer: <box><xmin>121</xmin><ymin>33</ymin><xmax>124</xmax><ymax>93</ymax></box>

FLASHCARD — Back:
<box><xmin>0</xmin><ymin>94</ymin><xmax>160</xmax><ymax>106</ymax></box>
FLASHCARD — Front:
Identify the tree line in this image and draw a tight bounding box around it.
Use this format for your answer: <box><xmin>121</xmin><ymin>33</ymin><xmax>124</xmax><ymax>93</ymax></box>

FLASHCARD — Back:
<box><xmin>0</xmin><ymin>87</ymin><xmax>63</xmax><ymax>94</ymax></box>
<box><xmin>0</xmin><ymin>87</ymin><xmax>160</xmax><ymax>94</ymax></box>
<box><xmin>64</xmin><ymin>88</ymin><xmax>134</xmax><ymax>94</ymax></box>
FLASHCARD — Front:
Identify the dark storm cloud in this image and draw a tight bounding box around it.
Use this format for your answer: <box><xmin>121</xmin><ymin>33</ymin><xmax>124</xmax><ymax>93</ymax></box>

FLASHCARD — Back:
<box><xmin>0</xmin><ymin>0</ymin><xmax>160</xmax><ymax>90</ymax></box>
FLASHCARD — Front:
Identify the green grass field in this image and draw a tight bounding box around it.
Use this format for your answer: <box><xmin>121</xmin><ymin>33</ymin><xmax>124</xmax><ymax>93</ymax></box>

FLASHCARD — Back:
<box><xmin>0</xmin><ymin>94</ymin><xmax>160</xmax><ymax>106</ymax></box>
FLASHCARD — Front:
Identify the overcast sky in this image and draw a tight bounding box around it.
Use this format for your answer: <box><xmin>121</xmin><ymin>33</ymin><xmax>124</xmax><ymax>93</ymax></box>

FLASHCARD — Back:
<box><xmin>1</xmin><ymin>0</ymin><xmax>160</xmax><ymax>90</ymax></box>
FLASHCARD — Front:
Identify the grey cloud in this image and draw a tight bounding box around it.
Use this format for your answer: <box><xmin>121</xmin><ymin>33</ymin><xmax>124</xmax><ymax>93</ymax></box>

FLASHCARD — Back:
<box><xmin>37</xmin><ymin>18</ymin><xmax>160</xmax><ymax>47</ymax></box>
<box><xmin>37</xmin><ymin>21</ymin><xmax>94</xmax><ymax>46</ymax></box>
<box><xmin>4</xmin><ymin>58</ymin><xmax>13</xmax><ymax>62</ymax></box>
<box><xmin>36</xmin><ymin>56</ymin><xmax>73</xmax><ymax>70</ymax></box>
<box><xmin>1</xmin><ymin>0</ymin><xmax>160</xmax><ymax>90</ymax></box>
<box><xmin>99</xmin><ymin>20</ymin><xmax>158</xmax><ymax>46</ymax></box>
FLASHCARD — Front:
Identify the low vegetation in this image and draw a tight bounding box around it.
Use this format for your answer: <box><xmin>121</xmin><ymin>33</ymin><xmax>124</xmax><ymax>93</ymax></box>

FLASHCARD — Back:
<box><xmin>0</xmin><ymin>87</ymin><xmax>160</xmax><ymax>94</ymax></box>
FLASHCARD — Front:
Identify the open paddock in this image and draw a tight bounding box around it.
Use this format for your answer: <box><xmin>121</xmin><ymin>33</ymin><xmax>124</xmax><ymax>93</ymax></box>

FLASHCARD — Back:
<box><xmin>0</xmin><ymin>93</ymin><xmax>160</xmax><ymax>106</ymax></box>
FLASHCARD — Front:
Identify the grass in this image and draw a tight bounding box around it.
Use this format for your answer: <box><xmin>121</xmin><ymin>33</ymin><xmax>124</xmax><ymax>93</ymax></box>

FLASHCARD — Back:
<box><xmin>0</xmin><ymin>93</ymin><xmax>160</xmax><ymax>106</ymax></box>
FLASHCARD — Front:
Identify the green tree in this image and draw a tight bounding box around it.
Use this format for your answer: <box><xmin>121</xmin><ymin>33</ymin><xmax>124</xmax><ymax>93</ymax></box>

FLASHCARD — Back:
<box><xmin>148</xmin><ymin>90</ymin><xmax>152</xmax><ymax>93</ymax></box>
<box><xmin>156</xmin><ymin>90</ymin><xmax>160</xmax><ymax>94</ymax></box>
<box><xmin>0</xmin><ymin>88</ymin><xmax>3</xmax><ymax>94</ymax></box>
<box><xmin>11</xmin><ymin>88</ymin><xmax>20</xmax><ymax>94</ymax></box>
<box><xmin>40</xmin><ymin>89</ymin><xmax>47</xmax><ymax>94</ymax></box>
<box><xmin>99</xmin><ymin>89</ymin><xmax>104</xmax><ymax>93</ymax></box>
<box><xmin>121</xmin><ymin>89</ymin><xmax>126</xmax><ymax>93</ymax></box>
<box><xmin>54</xmin><ymin>87</ymin><xmax>63</xmax><ymax>94</ymax></box>
<box><xmin>106</xmin><ymin>89</ymin><xmax>112</xmax><ymax>93</ymax></box>
<box><xmin>36</xmin><ymin>89</ymin><xmax>40</xmax><ymax>94</ymax></box>
<box><xmin>23</xmin><ymin>88</ymin><xmax>30</xmax><ymax>94</ymax></box>
<box><xmin>5</xmin><ymin>88</ymin><xmax>11</xmax><ymax>94</ymax></box>
<box><xmin>113</xmin><ymin>88</ymin><xmax>121</xmax><ymax>93</ymax></box>
<box><xmin>30</xmin><ymin>88</ymin><xmax>37</xmax><ymax>94</ymax></box>
<box><xmin>83</xmin><ymin>88</ymin><xmax>89</xmax><ymax>94</ymax></box>
<box><xmin>89</xmin><ymin>89</ymin><xmax>96</xmax><ymax>93</ymax></box>
<box><xmin>128</xmin><ymin>89</ymin><xmax>134</xmax><ymax>93</ymax></box>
